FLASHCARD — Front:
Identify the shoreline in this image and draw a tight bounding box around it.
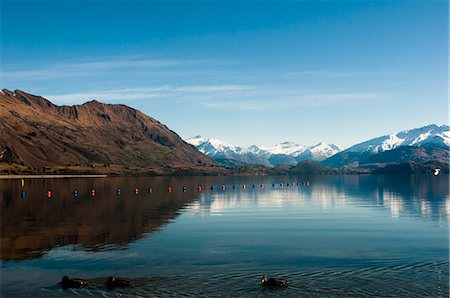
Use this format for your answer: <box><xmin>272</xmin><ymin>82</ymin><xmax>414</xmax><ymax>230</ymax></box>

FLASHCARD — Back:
<box><xmin>0</xmin><ymin>174</ymin><xmax>108</xmax><ymax>179</ymax></box>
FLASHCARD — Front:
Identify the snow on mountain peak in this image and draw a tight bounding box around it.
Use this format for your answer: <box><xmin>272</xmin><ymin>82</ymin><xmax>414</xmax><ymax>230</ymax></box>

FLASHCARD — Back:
<box><xmin>186</xmin><ymin>136</ymin><xmax>343</xmax><ymax>165</ymax></box>
<box><xmin>346</xmin><ymin>124</ymin><xmax>449</xmax><ymax>153</ymax></box>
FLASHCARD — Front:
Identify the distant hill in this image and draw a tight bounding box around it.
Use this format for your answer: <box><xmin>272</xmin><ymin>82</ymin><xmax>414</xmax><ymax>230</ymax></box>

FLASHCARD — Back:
<box><xmin>290</xmin><ymin>160</ymin><xmax>341</xmax><ymax>175</ymax></box>
<box><xmin>0</xmin><ymin>89</ymin><xmax>221</xmax><ymax>175</ymax></box>
<box><xmin>373</xmin><ymin>161</ymin><xmax>449</xmax><ymax>175</ymax></box>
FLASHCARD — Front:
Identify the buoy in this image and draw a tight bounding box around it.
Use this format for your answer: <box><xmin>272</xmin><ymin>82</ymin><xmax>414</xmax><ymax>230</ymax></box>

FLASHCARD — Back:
<box><xmin>21</xmin><ymin>179</ymin><xmax>24</xmax><ymax>188</ymax></box>
<box><xmin>21</xmin><ymin>191</ymin><xmax>26</xmax><ymax>199</ymax></box>
<box><xmin>232</xmin><ymin>185</ymin><xmax>236</xmax><ymax>190</ymax></box>
<box><xmin>73</xmin><ymin>190</ymin><xmax>78</xmax><ymax>197</ymax></box>
<box><xmin>47</xmin><ymin>191</ymin><xmax>52</xmax><ymax>198</ymax></box>
<box><xmin>183</xmin><ymin>186</ymin><xmax>187</xmax><ymax>192</ymax></box>
<box><xmin>297</xmin><ymin>182</ymin><xmax>299</xmax><ymax>186</ymax></box>
<box><xmin>117</xmin><ymin>188</ymin><xmax>121</xmax><ymax>195</ymax></box>
<box><xmin>91</xmin><ymin>189</ymin><xmax>95</xmax><ymax>197</ymax></box>
<box><xmin>147</xmin><ymin>187</ymin><xmax>153</xmax><ymax>194</ymax></box>
<box><xmin>210</xmin><ymin>186</ymin><xmax>215</xmax><ymax>190</ymax></box>
<box><xmin>260</xmin><ymin>184</ymin><xmax>264</xmax><ymax>189</ymax></box>
<box><xmin>252</xmin><ymin>184</ymin><xmax>255</xmax><ymax>188</ymax></box>
<box><xmin>134</xmin><ymin>188</ymin><xmax>139</xmax><ymax>195</ymax></box>
<box><xmin>286</xmin><ymin>183</ymin><xmax>289</xmax><ymax>187</ymax></box>
<box><xmin>221</xmin><ymin>185</ymin><xmax>226</xmax><ymax>191</ymax></box>
<box><xmin>280</xmin><ymin>183</ymin><xmax>283</xmax><ymax>188</ymax></box>
<box><xmin>168</xmin><ymin>187</ymin><xmax>172</xmax><ymax>193</ymax></box>
<box><xmin>272</xmin><ymin>183</ymin><xmax>275</xmax><ymax>187</ymax></box>
<box><xmin>198</xmin><ymin>185</ymin><xmax>202</xmax><ymax>192</ymax></box>
<box><xmin>242</xmin><ymin>184</ymin><xmax>247</xmax><ymax>190</ymax></box>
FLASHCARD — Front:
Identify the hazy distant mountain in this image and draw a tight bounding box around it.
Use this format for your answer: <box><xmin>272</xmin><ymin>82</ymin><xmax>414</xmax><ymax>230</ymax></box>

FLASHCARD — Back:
<box><xmin>295</xmin><ymin>142</ymin><xmax>344</xmax><ymax>162</ymax></box>
<box><xmin>185</xmin><ymin>136</ymin><xmax>272</xmax><ymax>167</ymax></box>
<box><xmin>0</xmin><ymin>89</ymin><xmax>220</xmax><ymax>175</ymax></box>
<box><xmin>323</xmin><ymin>124</ymin><xmax>449</xmax><ymax>169</ymax></box>
<box><xmin>186</xmin><ymin>136</ymin><xmax>342</xmax><ymax>167</ymax></box>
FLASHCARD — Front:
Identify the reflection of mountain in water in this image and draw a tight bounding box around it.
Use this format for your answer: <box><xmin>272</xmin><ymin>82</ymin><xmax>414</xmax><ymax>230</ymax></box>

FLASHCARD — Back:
<box><xmin>1</xmin><ymin>175</ymin><xmax>448</xmax><ymax>261</ymax></box>
<box><xmin>189</xmin><ymin>175</ymin><xmax>450</xmax><ymax>222</ymax></box>
<box><xmin>0</xmin><ymin>177</ymin><xmax>201</xmax><ymax>261</ymax></box>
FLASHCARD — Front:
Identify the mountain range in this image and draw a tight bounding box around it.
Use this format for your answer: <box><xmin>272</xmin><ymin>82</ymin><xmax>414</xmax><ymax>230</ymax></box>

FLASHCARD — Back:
<box><xmin>187</xmin><ymin>124</ymin><xmax>449</xmax><ymax>174</ymax></box>
<box><xmin>323</xmin><ymin>124</ymin><xmax>449</xmax><ymax>170</ymax></box>
<box><xmin>186</xmin><ymin>136</ymin><xmax>342</xmax><ymax>167</ymax></box>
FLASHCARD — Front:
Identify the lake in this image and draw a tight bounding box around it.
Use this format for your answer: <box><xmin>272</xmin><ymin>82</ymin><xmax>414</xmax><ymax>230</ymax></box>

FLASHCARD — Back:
<box><xmin>1</xmin><ymin>175</ymin><xmax>449</xmax><ymax>297</ymax></box>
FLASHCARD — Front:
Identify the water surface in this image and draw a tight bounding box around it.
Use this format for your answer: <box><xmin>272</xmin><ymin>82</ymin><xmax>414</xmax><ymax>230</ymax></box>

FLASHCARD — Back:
<box><xmin>1</xmin><ymin>175</ymin><xmax>448</xmax><ymax>297</ymax></box>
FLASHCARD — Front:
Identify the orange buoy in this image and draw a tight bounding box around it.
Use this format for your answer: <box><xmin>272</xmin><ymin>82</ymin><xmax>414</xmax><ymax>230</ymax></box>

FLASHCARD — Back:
<box><xmin>260</xmin><ymin>184</ymin><xmax>264</xmax><ymax>189</ymax></box>
<box><xmin>91</xmin><ymin>189</ymin><xmax>95</xmax><ymax>197</ymax></box>
<box><xmin>47</xmin><ymin>191</ymin><xmax>52</xmax><ymax>198</ymax></box>
<box><xmin>242</xmin><ymin>184</ymin><xmax>247</xmax><ymax>190</ymax></box>
<box><xmin>134</xmin><ymin>188</ymin><xmax>139</xmax><ymax>195</ymax></box>
<box><xmin>198</xmin><ymin>185</ymin><xmax>202</xmax><ymax>192</ymax></box>
<box><xmin>168</xmin><ymin>186</ymin><xmax>172</xmax><ymax>193</ymax></box>
<box><xmin>221</xmin><ymin>185</ymin><xmax>226</xmax><ymax>191</ymax></box>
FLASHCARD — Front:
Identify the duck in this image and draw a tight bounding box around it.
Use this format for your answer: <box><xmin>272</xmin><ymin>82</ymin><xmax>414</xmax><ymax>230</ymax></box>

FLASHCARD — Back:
<box><xmin>61</xmin><ymin>276</ymin><xmax>88</xmax><ymax>289</ymax></box>
<box><xmin>261</xmin><ymin>275</ymin><xmax>288</xmax><ymax>287</ymax></box>
<box><xmin>105</xmin><ymin>276</ymin><xmax>131</xmax><ymax>288</ymax></box>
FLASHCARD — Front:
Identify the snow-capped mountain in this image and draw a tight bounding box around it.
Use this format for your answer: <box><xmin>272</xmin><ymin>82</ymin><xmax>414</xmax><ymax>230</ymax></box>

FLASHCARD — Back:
<box><xmin>186</xmin><ymin>136</ymin><xmax>342</xmax><ymax>166</ymax></box>
<box><xmin>186</xmin><ymin>136</ymin><xmax>271</xmax><ymax>167</ymax></box>
<box><xmin>323</xmin><ymin>124</ymin><xmax>450</xmax><ymax>169</ymax></box>
<box><xmin>186</xmin><ymin>135</ymin><xmax>249</xmax><ymax>156</ymax></box>
<box><xmin>256</xmin><ymin>142</ymin><xmax>307</xmax><ymax>157</ymax></box>
<box><xmin>346</xmin><ymin>124</ymin><xmax>449</xmax><ymax>153</ymax></box>
<box><xmin>296</xmin><ymin>142</ymin><xmax>344</xmax><ymax>161</ymax></box>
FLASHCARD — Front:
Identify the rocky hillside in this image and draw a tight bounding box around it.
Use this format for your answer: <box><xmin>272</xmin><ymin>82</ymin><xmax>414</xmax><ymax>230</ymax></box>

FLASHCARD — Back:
<box><xmin>0</xmin><ymin>89</ymin><xmax>220</xmax><ymax>174</ymax></box>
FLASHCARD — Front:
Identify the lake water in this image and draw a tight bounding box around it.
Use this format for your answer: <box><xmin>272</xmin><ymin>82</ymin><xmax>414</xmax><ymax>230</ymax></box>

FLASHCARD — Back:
<box><xmin>1</xmin><ymin>175</ymin><xmax>449</xmax><ymax>297</ymax></box>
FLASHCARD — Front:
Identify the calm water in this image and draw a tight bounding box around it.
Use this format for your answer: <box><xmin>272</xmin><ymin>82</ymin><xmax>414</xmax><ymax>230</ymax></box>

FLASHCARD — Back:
<box><xmin>1</xmin><ymin>175</ymin><xmax>449</xmax><ymax>297</ymax></box>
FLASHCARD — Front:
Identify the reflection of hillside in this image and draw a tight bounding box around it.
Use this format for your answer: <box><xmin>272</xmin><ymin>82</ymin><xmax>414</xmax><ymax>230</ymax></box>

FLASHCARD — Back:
<box><xmin>0</xmin><ymin>177</ymin><xmax>200</xmax><ymax>261</ymax></box>
<box><xmin>189</xmin><ymin>175</ymin><xmax>450</xmax><ymax>222</ymax></box>
<box><xmin>1</xmin><ymin>175</ymin><xmax>448</xmax><ymax>261</ymax></box>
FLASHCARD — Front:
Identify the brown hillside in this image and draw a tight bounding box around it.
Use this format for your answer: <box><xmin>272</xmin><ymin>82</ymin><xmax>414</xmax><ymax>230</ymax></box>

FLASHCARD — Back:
<box><xmin>0</xmin><ymin>89</ymin><xmax>218</xmax><ymax>173</ymax></box>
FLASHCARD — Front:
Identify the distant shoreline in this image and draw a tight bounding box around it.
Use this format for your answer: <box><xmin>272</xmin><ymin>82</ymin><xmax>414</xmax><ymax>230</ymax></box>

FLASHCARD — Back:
<box><xmin>0</xmin><ymin>174</ymin><xmax>108</xmax><ymax>179</ymax></box>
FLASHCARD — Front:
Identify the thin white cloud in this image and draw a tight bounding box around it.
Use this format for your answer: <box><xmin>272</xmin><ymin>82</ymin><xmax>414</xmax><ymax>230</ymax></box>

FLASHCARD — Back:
<box><xmin>2</xmin><ymin>58</ymin><xmax>226</xmax><ymax>81</ymax></box>
<box><xmin>43</xmin><ymin>85</ymin><xmax>387</xmax><ymax>110</ymax></box>
<box><xmin>202</xmin><ymin>92</ymin><xmax>388</xmax><ymax>110</ymax></box>
<box><xmin>287</xmin><ymin>70</ymin><xmax>359</xmax><ymax>77</ymax></box>
<box><xmin>43</xmin><ymin>85</ymin><xmax>256</xmax><ymax>104</ymax></box>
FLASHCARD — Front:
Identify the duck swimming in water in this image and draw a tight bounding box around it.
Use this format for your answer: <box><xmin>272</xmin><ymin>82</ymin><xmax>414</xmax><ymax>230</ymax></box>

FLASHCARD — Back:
<box><xmin>105</xmin><ymin>276</ymin><xmax>131</xmax><ymax>288</ymax></box>
<box><xmin>261</xmin><ymin>275</ymin><xmax>288</xmax><ymax>287</ymax></box>
<box><xmin>61</xmin><ymin>276</ymin><xmax>88</xmax><ymax>289</ymax></box>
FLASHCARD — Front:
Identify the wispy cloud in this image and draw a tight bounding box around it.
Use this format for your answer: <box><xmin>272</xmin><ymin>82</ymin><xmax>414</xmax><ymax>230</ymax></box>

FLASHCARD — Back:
<box><xmin>202</xmin><ymin>92</ymin><xmax>387</xmax><ymax>110</ymax></box>
<box><xmin>2</xmin><ymin>57</ymin><xmax>226</xmax><ymax>81</ymax></box>
<box><xmin>43</xmin><ymin>85</ymin><xmax>255</xmax><ymax>104</ymax></box>
<box><xmin>43</xmin><ymin>85</ymin><xmax>387</xmax><ymax>110</ymax></box>
<box><xmin>287</xmin><ymin>70</ymin><xmax>360</xmax><ymax>77</ymax></box>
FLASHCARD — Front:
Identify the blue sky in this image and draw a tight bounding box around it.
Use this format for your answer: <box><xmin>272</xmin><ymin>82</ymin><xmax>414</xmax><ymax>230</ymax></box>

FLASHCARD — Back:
<box><xmin>1</xmin><ymin>0</ymin><xmax>448</xmax><ymax>148</ymax></box>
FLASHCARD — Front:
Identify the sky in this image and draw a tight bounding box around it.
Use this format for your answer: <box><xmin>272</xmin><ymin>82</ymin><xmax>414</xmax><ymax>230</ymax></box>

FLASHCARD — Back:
<box><xmin>1</xmin><ymin>0</ymin><xmax>448</xmax><ymax>148</ymax></box>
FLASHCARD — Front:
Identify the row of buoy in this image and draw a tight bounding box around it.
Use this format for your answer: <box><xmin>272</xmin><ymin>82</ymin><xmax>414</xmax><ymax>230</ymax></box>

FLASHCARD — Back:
<box><xmin>19</xmin><ymin>182</ymin><xmax>310</xmax><ymax>199</ymax></box>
